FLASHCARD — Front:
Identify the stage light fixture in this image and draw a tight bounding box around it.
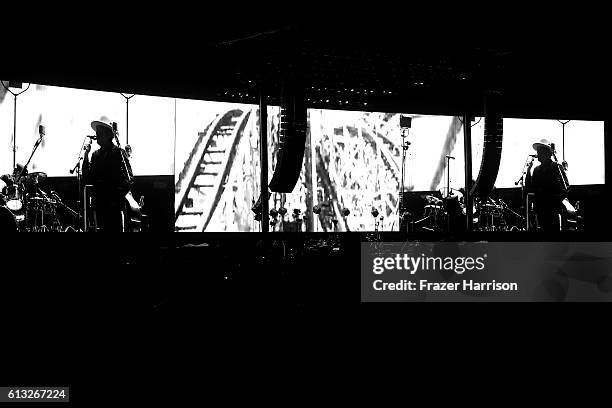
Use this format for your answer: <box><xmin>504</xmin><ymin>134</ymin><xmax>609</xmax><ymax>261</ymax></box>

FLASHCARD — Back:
<box><xmin>278</xmin><ymin>207</ymin><xmax>287</xmax><ymax>216</ymax></box>
<box><xmin>371</xmin><ymin>208</ymin><xmax>379</xmax><ymax>218</ymax></box>
<box><xmin>312</xmin><ymin>205</ymin><xmax>321</xmax><ymax>214</ymax></box>
<box><xmin>400</xmin><ymin>115</ymin><xmax>412</xmax><ymax>129</ymax></box>
<box><xmin>342</xmin><ymin>208</ymin><xmax>350</xmax><ymax>217</ymax></box>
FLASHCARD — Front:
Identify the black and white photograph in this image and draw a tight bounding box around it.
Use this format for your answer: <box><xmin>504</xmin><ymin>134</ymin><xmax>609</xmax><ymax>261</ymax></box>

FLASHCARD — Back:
<box><xmin>2</xmin><ymin>10</ymin><xmax>610</xmax><ymax>404</ymax></box>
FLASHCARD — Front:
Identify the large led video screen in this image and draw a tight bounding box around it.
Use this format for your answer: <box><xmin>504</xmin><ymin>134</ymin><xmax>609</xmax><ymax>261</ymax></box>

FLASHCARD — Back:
<box><xmin>2</xmin><ymin>82</ymin><xmax>604</xmax><ymax>233</ymax></box>
<box><xmin>0</xmin><ymin>83</ymin><xmax>175</xmax><ymax>176</ymax></box>
<box><xmin>496</xmin><ymin>118</ymin><xmax>604</xmax><ymax>187</ymax></box>
<box><xmin>174</xmin><ymin>102</ymin><xmax>265</xmax><ymax>232</ymax></box>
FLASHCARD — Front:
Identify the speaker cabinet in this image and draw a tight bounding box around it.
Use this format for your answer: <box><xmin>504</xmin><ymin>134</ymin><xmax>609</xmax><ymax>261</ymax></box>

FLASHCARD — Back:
<box><xmin>268</xmin><ymin>81</ymin><xmax>307</xmax><ymax>193</ymax></box>
<box><xmin>470</xmin><ymin>91</ymin><xmax>503</xmax><ymax>198</ymax></box>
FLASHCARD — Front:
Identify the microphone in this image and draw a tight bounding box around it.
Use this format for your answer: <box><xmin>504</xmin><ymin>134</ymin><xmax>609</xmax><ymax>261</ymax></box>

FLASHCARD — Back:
<box><xmin>112</xmin><ymin>122</ymin><xmax>118</xmax><ymax>134</ymax></box>
<box><xmin>446</xmin><ymin>155</ymin><xmax>455</xmax><ymax>159</ymax></box>
<box><xmin>38</xmin><ymin>124</ymin><xmax>45</xmax><ymax>137</ymax></box>
<box><xmin>86</xmin><ymin>135</ymin><xmax>97</xmax><ymax>139</ymax></box>
<box><xmin>529</xmin><ymin>154</ymin><xmax>537</xmax><ymax>158</ymax></box>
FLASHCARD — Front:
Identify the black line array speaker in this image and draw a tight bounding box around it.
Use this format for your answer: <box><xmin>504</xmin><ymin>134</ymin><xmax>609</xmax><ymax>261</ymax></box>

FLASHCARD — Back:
<box><xmin>470</xmin><ymin>91</ymin><xmax>503</xmax><ymax>198</ymax></box>
<box><xmin>268</xmin><ymin>81</ymin><xmax>307</xmax><ymax>193</ymax></box>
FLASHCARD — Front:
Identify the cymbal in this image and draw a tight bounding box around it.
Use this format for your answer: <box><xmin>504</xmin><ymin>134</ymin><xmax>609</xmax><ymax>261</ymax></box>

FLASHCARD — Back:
<box><xmin>421</xmin><ymin>194</ymin><xmax>442</xmax><ymax>203</ymax></box>
<box><xmin>27</xmin><ymin>172</ymin><xmax>47</xmax><ymax>183</ymax></box>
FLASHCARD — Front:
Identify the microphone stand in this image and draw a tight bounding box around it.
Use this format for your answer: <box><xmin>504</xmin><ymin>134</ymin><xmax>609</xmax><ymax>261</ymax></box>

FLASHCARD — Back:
<box><xmin>69</xmin><ymin>136</ymin><xmax>89</xmax><ymax>231</ymax></box>
<box><xmin>515</xmin><ymin>156</ymin><xmax>535</xmax><ymax>186</ymax></box>
<box><xmin>445</xmin><ymin>155</ymin><xmax>455</xmax><ymax>235</ymax></box>
<box><xmin>445</xmin><ymin>156</ymin><xmax>455</xmax><ymax>199</ymax></box>
<box><xmin>14</xmin><ymin>131</ymin><xmax>44</xmax><ymax>228</ymax></box>
<box><xmin>10</xmin><ymin>129</ymin><xmax>44</xmax><ymax>231</ymax></box>
<box><xmin>515</xmin><ymin>155</ymin><xmax>535</xmax><ymax>231</ymax></box>
<box><xmin>50</xmin><ymin>191</ymin><xmax>79</xmax><ymax>218</ymax></box>
<box><xmin>16</xmin><ymin>132</ymin><xmax>44</xmax><ymax>184</ymax></box>
<box><xmin>498</xmin><ymin>199</ymin><xmax>525</xmax><ymax>222</ymax></box>
<box><xmin>399</xmin><ymin>127</ymin><xmax>411</xmax><ymax>233</ymax></box>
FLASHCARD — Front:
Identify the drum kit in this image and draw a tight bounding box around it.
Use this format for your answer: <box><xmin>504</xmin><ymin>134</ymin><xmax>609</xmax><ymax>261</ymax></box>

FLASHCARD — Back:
<box><xmin>1</xmin><ymin>169</ymin><xmax>77</xmax><ymax>232</ymax></box>
<box><xmin>478</xmin><ymin>197</ymin><xmax>524</xmax><ymax>231</ymax></box>
<box><xmin>408</xmin><ymin>190</ymin><xmax>525</xmax><ymax>233</ymax></box>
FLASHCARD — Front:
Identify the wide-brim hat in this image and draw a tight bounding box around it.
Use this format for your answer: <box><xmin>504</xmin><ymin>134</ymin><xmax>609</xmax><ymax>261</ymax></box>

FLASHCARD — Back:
<box><xmin>532</xmin><ymin>138</ymin><xmax>552</xmax><ymax>152</ymax></box>
<box><xmin>91</xmin><ymin>116</ymin><xmax>113</xmax><ymax>134</ymax></box>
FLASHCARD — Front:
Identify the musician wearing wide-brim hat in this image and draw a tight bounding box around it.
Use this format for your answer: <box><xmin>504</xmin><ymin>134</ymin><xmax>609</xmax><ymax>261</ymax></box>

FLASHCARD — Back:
<box><xmin>82</xmin><ymin>116</ymin><xmax>134</xmax><ymax>232</ymax></box>
<box><xmin>525</xmin><ymin>138</ymin><xmax>569</xmax><ymax>232</ymax></box>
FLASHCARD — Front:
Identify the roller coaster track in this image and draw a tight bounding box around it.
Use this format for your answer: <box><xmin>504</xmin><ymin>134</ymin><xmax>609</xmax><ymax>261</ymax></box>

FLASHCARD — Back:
<box><xmin>175</xmin><ymin>109</ymin><xmax>252</xmax><ymax>232</ymax></box>
<box><xmin>430</xmin><ymin>116</ymin><xmax>462</xmax><ymax>191</ymax></box>
<box><xmin>322</xmin><ymin>121</ymin><xmax>404</xmax><ymax>231</ymax></box>
<box><xmin>360</xmin><ymin>125</ymin><xmax>401</xmax><ymax>185</ymax></box>
<box><xmin>315</xmin><ymin>146</ymin><xmax>349</xmax><ymax>232</ymax></box>
<box><xmin>359</xmin><ymin>122</ymin><xmax>403</xmax><ymax>226</ymax></box>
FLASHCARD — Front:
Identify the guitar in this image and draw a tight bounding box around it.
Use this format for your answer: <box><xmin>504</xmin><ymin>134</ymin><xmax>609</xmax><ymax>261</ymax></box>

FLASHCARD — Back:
<box><xmin>550</xmin><ymin>143</ymin><xmax>576</xmax><ymax>216</ymax></box>
<box><xmin>123</xmin><ymin>190</ymin><xmax>142</xmax><ymax>232</ymax></box>
<box><xmin>113</xmin><ymin>132</ymin><xmax>143</xmax><ymax>232</ymax></box>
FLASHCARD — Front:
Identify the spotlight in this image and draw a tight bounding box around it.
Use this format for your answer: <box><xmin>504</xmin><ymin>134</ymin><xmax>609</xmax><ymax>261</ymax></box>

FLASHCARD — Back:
<box><xmin>278</xmin><ymin>207</ymin><xmax>287</xmax><ymax>216</ymax></box>
<box><xmin>254</xmin><ymin>213</ymin><xmax>262</xmax><ymax>222</ymax></box>
<box><xmin>312</xmin><ymin>205</ymin><xmax>321</xmax><ymax>214</ymax></box>
<box><xmin>269</xmin><ymin>208</ymin><xmax>278</xmax><ymax>218</ymax></box>
<box><xmin>400</xmin><ymin>115</ymin><xmax>412</xmax><ymax>129</ymax></box>
<box><xmin>371</xmin><ymin>208</ymin><xmax>379</xmax><ymax>218</ymax></box>
<box><xmin>293</xmin><ymin>208</ymin><xmax>301</xmax><ymax>216</ymax></box>
<box><xmin>342</xmin><ymin>208</ymin><xmax>350</xmax><ymax>217</ymax></box>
